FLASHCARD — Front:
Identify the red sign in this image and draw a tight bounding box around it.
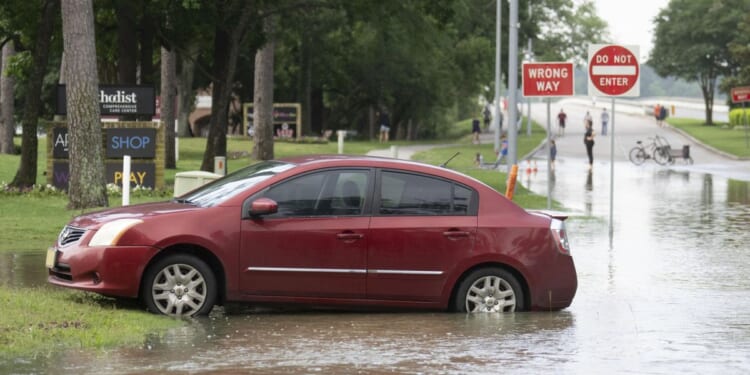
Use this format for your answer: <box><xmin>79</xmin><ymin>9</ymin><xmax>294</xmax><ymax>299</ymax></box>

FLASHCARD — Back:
<box><xmin>588</xmin><ymin>44</ymin><xmax>640</xmax><ymax>97</ymax></box>
<box><xmin>731</xmin><ymin>86</ymin><xmax>750</xmax><ymax>103</ymax></box>
<box><xmin>522</xmin><ymin>62</ymin><xmax>574</xmax><ymax>97</ymax></box>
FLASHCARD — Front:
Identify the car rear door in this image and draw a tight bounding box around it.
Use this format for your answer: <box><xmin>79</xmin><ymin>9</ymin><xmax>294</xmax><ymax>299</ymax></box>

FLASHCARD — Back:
<box><xmin>366</xmin><ymin>170</ymin><xmax>477</xmax><ymax>302</ymax></box>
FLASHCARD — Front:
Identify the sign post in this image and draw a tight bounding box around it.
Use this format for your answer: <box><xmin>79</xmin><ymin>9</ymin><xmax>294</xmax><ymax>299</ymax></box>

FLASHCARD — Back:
<box><xmin>588</xmin><ymin>44</ymin><xmax>640</xmax><ymax>246</ymax></box>
<box><xmin>731</xmin><ymin>86</ymin><xmax>750</xmax><ymax>148</ymax></box>
<box><xmin>522</xmin><ymin>62</ymin><xmax>575</xmax><ymax>209</ymax></box>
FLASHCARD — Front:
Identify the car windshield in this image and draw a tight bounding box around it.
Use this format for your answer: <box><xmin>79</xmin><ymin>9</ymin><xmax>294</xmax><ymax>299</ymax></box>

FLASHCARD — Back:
<box><xmin>176</xmin><ymin>161</ymin><xmax>294</xmax><ymax>207</ymax></box>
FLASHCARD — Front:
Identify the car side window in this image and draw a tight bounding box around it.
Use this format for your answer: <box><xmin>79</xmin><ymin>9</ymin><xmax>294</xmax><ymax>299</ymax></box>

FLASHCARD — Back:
<box><xmin>260</xmin><ymin>170</ymin><xmax>368</xmax><ymax>217</ymax></box>
<box><xmin>378</xmin><ymin>171</ymin><xmax>473</xmax><ymax>216</ymax></box>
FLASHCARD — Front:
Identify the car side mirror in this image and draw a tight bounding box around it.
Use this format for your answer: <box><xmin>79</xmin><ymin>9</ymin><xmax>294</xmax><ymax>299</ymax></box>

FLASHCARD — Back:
<box><xmin>249</xmin><ymin>197</ymin><xmax>278</xmax><ymax>216</ymax></box>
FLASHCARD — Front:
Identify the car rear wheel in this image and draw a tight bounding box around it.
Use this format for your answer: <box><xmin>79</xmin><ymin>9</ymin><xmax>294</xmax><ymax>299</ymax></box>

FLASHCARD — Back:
<box><xmin>142</xmin><ymin>254</ymin><xmax>216</xmax><ymax>317</ymax></box>
<box><xmin>455</xmin><ymin>268</ymin><xmax>524</xmax><ymax>313</ymax></box>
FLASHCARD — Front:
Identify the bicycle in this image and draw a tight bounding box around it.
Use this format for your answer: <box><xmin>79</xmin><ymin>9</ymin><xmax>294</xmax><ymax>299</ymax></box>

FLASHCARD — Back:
<box><xmin>629</xmin><ymin>135</ymin><xmax>671</xmax><ymax>165</ymax></box>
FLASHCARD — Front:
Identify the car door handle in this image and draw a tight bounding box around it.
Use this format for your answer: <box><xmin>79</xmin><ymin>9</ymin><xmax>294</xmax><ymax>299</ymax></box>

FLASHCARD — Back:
<box><xmin>443</xmin><ymin>230</ymin><xmax>470</xmax><ymax>238</ymax></box>
<box><xmin>337</xmin><ymin>232</ymin><xmax>364</xmax><ymax>240</ymax></box>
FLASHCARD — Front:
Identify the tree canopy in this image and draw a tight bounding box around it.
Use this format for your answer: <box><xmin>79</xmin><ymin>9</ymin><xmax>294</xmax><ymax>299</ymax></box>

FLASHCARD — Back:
<box><xmin>650</xmin><ymin>0</ymin><xmax>750</xmax><ymax>124</ymax></box>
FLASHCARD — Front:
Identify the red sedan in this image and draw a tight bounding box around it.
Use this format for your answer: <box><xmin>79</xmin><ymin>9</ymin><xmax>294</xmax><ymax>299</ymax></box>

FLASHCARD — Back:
<box><xmin>47</xmin><ymin>155</ymin><xmax>577</xmax><ymax>317</ymax></box>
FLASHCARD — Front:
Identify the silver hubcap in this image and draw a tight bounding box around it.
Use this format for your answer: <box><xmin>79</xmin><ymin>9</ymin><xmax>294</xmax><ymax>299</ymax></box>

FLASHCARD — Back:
<box><xmin>152</xmin><ymin>263</ymin><xmax>207</xmax><ymax>317</ymax></box>
<box><xmin>465</xmin><ymin>275</ymin><xmax>516</xmax><ymax>312</ymax></box>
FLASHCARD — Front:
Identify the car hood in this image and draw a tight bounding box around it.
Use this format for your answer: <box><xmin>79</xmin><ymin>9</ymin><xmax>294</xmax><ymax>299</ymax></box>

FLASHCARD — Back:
<box><xmin>69</xmin><ymin>201</ymin><xmax>202</xmax><ymax>229</ymax></box>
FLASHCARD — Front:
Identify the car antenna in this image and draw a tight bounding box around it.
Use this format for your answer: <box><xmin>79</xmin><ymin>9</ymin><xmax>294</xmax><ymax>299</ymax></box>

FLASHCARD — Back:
<box><xmin>440</xmin><ymin>152</ymin><xmax>460</xmax><ymax>168</ymax></box>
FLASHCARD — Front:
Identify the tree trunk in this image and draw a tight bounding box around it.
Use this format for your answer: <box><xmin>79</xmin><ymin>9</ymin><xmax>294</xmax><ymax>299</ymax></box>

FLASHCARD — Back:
<box><xmin>161</xmin><ymin>46</ymin><xmax>177</xmax><ymax>168</ymax></box>
<box><xmin>61</xmin><ymin>0</ymin><xmax>108</xmax><ymax>209</ymax></box>
<box><xmin>252</xmin><ymin>15</ymin><xmax>276</xmax><ymax>161</ymax></box>
<box><xmin>11</xmin><ymin>0</ymin><xmax>57</xmax><ymax>188</ymax></box>
<box><xmin>200</xmin><ymin>27</ymin><xmax>231</xmax><ymax>171</ymax></box>
<box><xmin>300</xmin><ymin>33</ymin><xmax>312</xmax><ymax>136</ymax></box>
<box><xmin>700</xmin><ymin>73</ymin><xmax>715</xmax><ymax>125</ymax></box>
<box><xmin>0</xmin><ymin>41</ymin><xmax>16</xmax><ymax>154</ymax></box>
<box><xmin>116</xmin><ymin>0</ymin><xmax>137</xmax><ymax>85</ymax></box>
<box><xmin>139</xmin><ymin>14</ymin><xmax>155</xmax><ymax>85</ymax></box>
<box><xmin>177</xmin><ymin>43</ymin><xmax>199</xmax><ymax>137</ymax></box>
<box><xmin>200</xmin><ymin>2</ymin><xmax>254</xmax><ymax>171</ymax></box>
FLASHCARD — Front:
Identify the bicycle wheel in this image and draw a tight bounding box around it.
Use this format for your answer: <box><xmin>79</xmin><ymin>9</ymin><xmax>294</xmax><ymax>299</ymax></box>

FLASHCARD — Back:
<box><xmin>629</xmin><ymin>147</ymin><xmax>647</xmax><ymax>165</ymax></box>
<box><xmin>653</xmin><ymin>146</ymin><xmax>671</xmax><ymax>165</ymax></box>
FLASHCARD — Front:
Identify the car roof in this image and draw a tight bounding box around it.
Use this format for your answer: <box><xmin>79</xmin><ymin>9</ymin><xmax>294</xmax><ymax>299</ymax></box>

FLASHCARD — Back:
<box><xmin>277</xmin><ymin>154</ymin><xmax>473</xmax><ymax>181</ymax></box>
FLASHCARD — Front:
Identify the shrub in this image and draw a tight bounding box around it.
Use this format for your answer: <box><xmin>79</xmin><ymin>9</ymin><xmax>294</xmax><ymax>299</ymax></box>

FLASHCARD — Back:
<box><xmin>729</xmin><ymin>108</ymin><xmax>750</xmax><ymax>127</ymax></box>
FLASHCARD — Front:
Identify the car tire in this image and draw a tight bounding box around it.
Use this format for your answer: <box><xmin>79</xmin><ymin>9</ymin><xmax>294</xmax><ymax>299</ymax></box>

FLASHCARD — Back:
<box><xmin>142</xmin><ymin>254</ymin><xmax>216</xmax><ymax>317</ymax></box>
<box><xmin>454</xmin><ymin>267</ymin><xmax>525</xmax><ymax>313</ymax></box>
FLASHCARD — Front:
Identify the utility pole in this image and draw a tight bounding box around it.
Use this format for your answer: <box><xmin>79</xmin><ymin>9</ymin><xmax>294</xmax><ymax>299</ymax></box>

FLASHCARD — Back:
<box><xmin>526</xmin><ymin>0</ymin><xmax>533</xmax><ymax>136</ymax></box>
<box><xmin>507</xmin><ymin>0</ymin><xmax>519</xmax><ymax>166</ymax></box>
<box><xmin>493</xmin><ymin>0</ymin><xmax>503</xmax><ymax>153</ymax></box>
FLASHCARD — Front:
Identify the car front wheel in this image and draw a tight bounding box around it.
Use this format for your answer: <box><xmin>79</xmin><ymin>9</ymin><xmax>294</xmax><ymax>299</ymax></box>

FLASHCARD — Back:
<box><xmin>142</xmin><ymin>254</ymin><xmax>216</xmax><ymax>317</ymax></box>
<box><xmin>455</xmin><ymin>268</ymin><xmax>524</xmax><ymax>313</ymax></box>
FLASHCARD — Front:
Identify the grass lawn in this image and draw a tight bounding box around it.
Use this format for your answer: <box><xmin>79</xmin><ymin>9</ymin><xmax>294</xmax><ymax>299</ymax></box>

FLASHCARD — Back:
<box><xmin>667</xmin><ymin>118</ymin><xmax>750</xmax><ymax>158</ymax></box>
<box><xmin>0</xmin><ymin>117</ymin><xmax>553</xmax><ymax>360</ymax></box>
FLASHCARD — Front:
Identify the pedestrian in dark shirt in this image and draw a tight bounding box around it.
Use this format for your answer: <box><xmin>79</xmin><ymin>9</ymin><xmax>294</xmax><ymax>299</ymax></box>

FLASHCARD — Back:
<box><xmin>583</xmin><ymin>121</ymin><xmax>595</xmax><ymax>170</ymax></box>
<box><xmin>472</xmin><ymin>117</ymin><xmax>481</xmax><ymax>144</ymax></box>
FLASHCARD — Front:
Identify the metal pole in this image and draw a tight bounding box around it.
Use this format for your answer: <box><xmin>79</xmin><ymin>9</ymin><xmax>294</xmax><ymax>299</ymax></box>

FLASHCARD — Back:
<box><xmin>493</xmin><ymin>0</ymin><xmax>503</xmax><ymax>153</ymax></box>
<box><xmin>744</xmin><ymin>101</ymin><xmax>748</xmax><ymax>148</ymax></box>
<box><xmin>546</xmin><ymin>98</ymin><xmax>552</xmax><ymax>209</ymax></box>
<box><xmin>526</xmin><ymin>0</ymin><xmax>532</xmax><ymax>137</ymax></box>
<box><xmin>609</xmin><ymin>97</ymin><xmax>615</xmax><ymax>247</ymax></box>
<box><xmin>507</xmin><ymin>0</ymin><xmax>519</xmax><ymax>167</ymax></box>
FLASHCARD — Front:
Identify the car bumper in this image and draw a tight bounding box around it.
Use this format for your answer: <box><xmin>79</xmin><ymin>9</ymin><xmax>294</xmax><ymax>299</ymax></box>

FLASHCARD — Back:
<box><xmin>47</xmin><ymin>245</ymin><xmax>159</xmax><ymax>298</ymax></box>
<box><xmin>528</xmin><ymin>255</ymin><xmax>578</xmax><ymax>310</ymax></box>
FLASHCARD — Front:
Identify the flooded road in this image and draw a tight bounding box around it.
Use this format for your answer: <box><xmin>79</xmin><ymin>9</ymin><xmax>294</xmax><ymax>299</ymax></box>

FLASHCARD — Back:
<box><xmin>4</xmin><ymin>159</ymin><xmax>750</xmax><ymax>374</ymax></box>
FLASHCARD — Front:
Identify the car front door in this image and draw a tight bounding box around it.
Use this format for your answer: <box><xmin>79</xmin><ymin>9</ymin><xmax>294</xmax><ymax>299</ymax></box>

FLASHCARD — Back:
<box><xmin>239</xmin><ymin>169</ymin><xmax>372</xmax><ymax>300</ymax></box>
<box><xmin>367</xmin><ymin>170</ymin><xmax>477</xmax><ymax>302</ymax></box>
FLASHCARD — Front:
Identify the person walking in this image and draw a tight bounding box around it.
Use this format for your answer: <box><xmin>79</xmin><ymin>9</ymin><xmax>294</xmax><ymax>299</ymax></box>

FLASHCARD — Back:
<box><xmin>654</xmin><ymin>104</ymin><xmax>662</xmax><ymax>127</ymax></box>
<box><xmin>471</xmin><ymin>116</ymin><xmax>481</xmax><ymax>144</ymax></box>
<box><xmin>557</xmin><ymin>108</ymin><xmax>567</xmax><ymax>136</ymax></box>
<box><xmin>378</xmin><ymin>110</ymin><xmax>390</xmax><ymax>143</ymax></box>
<box><xmin>583</xmin><ymin>111</ymin><xmax>592</xmax><ymax>127</ymax></box>
<box><xmin>584</xmin><ymin>120</ymin><xmax>595</xmax><ymax>170</ymax></box>
<box><xmin>492</xmin><ymin>135</ymin><xmax>509</xmax><ymax>170</ymax></box>
<box><xmin>600</xmin><ymin>107</ymin><xmax>609</xmax><ymax>136</ymax></box>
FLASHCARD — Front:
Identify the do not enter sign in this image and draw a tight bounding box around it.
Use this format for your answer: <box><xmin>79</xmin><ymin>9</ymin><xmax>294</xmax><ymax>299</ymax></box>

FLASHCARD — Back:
<box><xmin>588</xmin><ymin>44</ymin><xmax>640</xmax><ymax>97</ymax></box>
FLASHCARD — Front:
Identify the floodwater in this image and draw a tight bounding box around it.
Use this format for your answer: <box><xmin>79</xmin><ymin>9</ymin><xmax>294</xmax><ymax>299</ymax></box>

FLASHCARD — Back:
<box><xmin>3</xmin><ymin>158</ymin><xmax>750</xmax><ymax>374</ymax></box>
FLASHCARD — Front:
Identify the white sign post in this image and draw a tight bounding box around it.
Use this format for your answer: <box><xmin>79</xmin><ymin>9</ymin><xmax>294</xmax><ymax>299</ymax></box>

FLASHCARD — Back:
<box><xmin>588</xmin><ymin>44</ymin><xmax>640</xmax><ymax>246</ymax></box>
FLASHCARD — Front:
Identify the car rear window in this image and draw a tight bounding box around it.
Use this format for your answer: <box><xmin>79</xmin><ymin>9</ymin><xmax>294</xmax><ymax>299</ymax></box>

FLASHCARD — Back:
<box><xmin>378</xmin><ymin>171</ymin><xmax>474</xmax><ymax>216</ymax></box>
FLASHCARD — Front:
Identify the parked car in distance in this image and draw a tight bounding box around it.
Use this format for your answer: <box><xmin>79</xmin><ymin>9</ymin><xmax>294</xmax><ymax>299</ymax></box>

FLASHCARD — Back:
<box><xmin>47</xmin><ymin>155</ymin><xmax>577</xmax><ymax>317</ymax></box>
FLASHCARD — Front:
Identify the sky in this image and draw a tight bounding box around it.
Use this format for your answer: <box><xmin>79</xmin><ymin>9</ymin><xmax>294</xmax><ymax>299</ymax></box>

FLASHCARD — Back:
<box><xmin>592</xmin><ymin>0</ymin><xmax>670</xmax><ymax>60</ymax></box>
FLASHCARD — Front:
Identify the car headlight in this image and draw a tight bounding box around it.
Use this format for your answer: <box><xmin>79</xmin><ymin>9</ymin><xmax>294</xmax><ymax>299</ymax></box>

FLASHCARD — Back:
<box><xmin>88</xmin><ymin>219</ymin><xmax>143</xmax><ymax>246</ymax></box>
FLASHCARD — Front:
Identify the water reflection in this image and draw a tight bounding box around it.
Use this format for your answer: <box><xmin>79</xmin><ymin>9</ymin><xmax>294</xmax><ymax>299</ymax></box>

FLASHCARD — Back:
<box><xmin>0</xmin><ymin>252</ymin><xmax>48</xmax><ymax>288</ymax></box>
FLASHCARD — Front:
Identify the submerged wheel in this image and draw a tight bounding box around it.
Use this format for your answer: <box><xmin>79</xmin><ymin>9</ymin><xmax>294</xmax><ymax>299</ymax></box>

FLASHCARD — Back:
<box><xmin>454</xmin><ymin>268</ymin><xmax>525</xmax><ymax>313</ymax></box>
<box><xmin>629</xmin><ymin>147</ymin><xmax>647</xmax><ymax>165</ymax></box>
<box><xmin>142</xmin><ymin>254</ymin><xmax>216</xmax><ymax>317</ymax></box>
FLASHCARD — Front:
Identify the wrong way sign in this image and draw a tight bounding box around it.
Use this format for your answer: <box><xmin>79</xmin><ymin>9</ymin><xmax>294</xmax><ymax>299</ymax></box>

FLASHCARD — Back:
<box><xmin>588</xmin><ymin>44</ymin><xmax>640</xmax><ymax>97</ymax></box>
<box><xmin>522</xmin><ymin>62</ymin><xmax>574</xmax><ymax>97</ymax></box>
<box><xmin>731</xmin><ymin>86</ymin><xmax>750</xmax><ymax>103</ymax></box>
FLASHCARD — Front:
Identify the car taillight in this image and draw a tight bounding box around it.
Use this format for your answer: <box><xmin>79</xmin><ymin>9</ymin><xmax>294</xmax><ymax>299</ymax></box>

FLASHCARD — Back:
<box><xmin>550</xmin><ymin>219</ymin><xmax>571</xmax><ymax>255</ymax></box>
